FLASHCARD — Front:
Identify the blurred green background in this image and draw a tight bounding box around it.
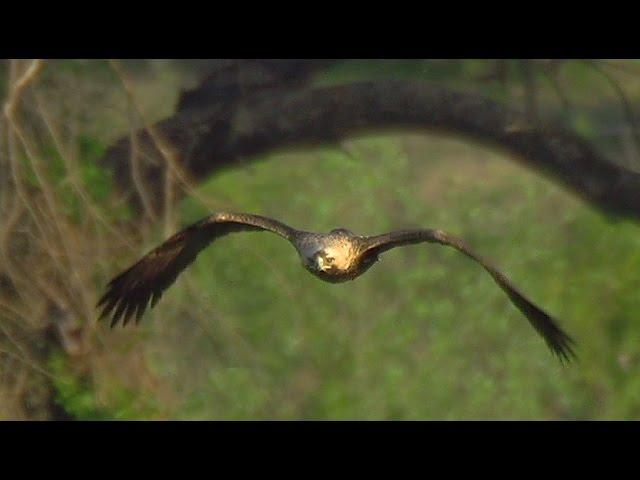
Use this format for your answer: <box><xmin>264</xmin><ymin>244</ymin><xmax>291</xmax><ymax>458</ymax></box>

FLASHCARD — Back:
<box><xmin>3</xmin><ymin>59</ymin><xmax>640</xmax><ymax>419</ymax></box>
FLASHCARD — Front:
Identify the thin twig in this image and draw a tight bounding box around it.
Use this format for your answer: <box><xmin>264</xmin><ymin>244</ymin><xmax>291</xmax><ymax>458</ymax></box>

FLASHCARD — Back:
<box><xmin>108</xmin><ymin>59</ymin><xmax>229</xmax><ymax>235</ymax></box>
<box><xmin>540</xmin><ymin>61</ymin><xmax>574</xmax><ymax>121</ymax></box>
<box><xmin>519</xmin><ymin>60</ymin><xmax>539</xmax><ymax>123</ymax></box>
<box><xmin>583</xmin><ymin>60</ymin><xmax>640</xmax><ymax>158</ymax></box>
<box><xmin>0</xmin><ymin>348</ymin><xmax>53</xmax><ymax>379</ymax></box>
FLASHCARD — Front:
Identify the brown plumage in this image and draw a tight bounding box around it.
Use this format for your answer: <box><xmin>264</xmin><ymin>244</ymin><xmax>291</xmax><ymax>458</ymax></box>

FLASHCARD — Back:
<box><xmin>97</xmin><ymin>212</ymin><xmax>576</xmax><ymax>362</ymax></box>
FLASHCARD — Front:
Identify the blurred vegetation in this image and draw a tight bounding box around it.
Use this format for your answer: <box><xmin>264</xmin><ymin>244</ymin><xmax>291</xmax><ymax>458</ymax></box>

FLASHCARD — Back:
<box><xmin>3</xmin><ymin>59</ymin><xmax>640</xmax><ymax>419</ymax></box>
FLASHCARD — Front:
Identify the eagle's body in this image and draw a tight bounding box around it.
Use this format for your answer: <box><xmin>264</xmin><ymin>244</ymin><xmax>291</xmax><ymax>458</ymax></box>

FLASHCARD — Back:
<box><xmin>98</xmin><ymin>212</ymin><xmax>576</xmax><ymax>362</ymax></box>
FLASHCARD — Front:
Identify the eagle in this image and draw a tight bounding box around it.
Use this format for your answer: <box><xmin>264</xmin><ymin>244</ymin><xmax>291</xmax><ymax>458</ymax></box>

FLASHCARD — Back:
<box><xmin>97</xmin><ymin>212</ymin><xmax>576</xmax><ymax>362</ymax></box>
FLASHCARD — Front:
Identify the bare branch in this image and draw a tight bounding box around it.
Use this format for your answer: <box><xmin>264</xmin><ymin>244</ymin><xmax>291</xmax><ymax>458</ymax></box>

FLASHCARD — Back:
<box><xmin>3</xmin><ymin>59</ymin><xmax>43</xmax><ymax>116</ymax></box>
<box><xmin>519</xmin><ymin>60</ymin><xmax>539</xmax><ymax>122</ymax></box>
<box><xmin>101</xmin><ymin>80</ymin><xmax>640</xmax><ymax>222</ymax></box>
<box><xmin>583</xmin><ymin>60</ymin><xmax>640</xmax><ymax>158</ymax></box>
<box><xmin>540</xmin><ymin>61</ymin><xmax>573</xmax><ymax>121</ymax></box>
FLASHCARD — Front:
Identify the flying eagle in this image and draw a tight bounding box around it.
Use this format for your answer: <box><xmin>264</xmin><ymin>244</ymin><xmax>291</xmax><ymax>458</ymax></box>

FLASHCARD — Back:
<box><xmin>97</xmin><ymin>212</ymin><xmax>576</xmax><ymax>362</ymax></box>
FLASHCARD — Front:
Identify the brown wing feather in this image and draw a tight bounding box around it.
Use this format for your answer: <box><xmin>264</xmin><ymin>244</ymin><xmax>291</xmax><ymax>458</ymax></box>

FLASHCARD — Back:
<box><xmin>363</xmin><ymin>229</ymin><xmax>576</xmax><ymax>362</ymax></box>
<box><xmin>97</xmin><ymin>213</ymin><xmax>297</xmax><ymax>327</ymax></box>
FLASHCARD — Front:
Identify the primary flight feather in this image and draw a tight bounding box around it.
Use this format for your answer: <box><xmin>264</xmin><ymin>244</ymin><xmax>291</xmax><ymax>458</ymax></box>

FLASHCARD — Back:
<box><xmin>97</xmin><ymin>212</ymin><xmax>576</xmax><ymax>362</ymax></box>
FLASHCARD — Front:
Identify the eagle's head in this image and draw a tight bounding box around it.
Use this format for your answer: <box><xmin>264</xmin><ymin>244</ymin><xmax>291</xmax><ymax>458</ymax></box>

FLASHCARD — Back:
<box><xmin>298</xmin><ymin>229</ymin><xmax>367</xmax><ymax>282</ymax></box>
<box><xmin>306</xmin><ymin>250</ymin><xmax>335</xmax><ymax>273</ymax></box>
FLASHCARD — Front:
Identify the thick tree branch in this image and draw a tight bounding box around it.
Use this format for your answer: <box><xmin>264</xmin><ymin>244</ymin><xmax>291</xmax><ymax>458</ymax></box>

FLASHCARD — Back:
<box><xmin>100</xmin><ymin>80</ymin><xmax>640</xmax><ymax>221</ymax></box>
<box><xmin>175</xmin><ymin>59</ymin><xmax>338</xmax><ymax>112</ymax></box>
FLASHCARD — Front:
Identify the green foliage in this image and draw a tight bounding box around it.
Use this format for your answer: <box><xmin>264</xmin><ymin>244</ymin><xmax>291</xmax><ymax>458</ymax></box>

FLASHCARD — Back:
<box><xmin>21</xmin><ymin>134</ymin><xmax>131</xmax><ymax>223</ymax></box>
<box><xmin>48</xmin><ymin>351</ymin><xmax>159</xmax><ymax>420</ymax></box>
<box><xmin>40</xmin><ymin>59</ymin><xmax>116</xmax><ymax>84</ymax></box>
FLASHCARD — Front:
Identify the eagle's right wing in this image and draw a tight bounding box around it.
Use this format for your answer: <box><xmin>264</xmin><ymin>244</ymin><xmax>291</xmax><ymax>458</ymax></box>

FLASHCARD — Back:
<box><xmin>363</xmin><ymin>229</ymin><xmax>576</xmax><ymax>362</ymax></box>
<box><xmin>97</xmin><ymin>213</ymin><xmax>297</xmax><ymax>327</ymax></box>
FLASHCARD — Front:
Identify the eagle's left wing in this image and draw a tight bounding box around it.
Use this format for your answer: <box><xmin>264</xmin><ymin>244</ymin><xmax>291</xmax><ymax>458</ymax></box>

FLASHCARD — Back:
<box><xmin>362</xmin><ymin>229</ymin><xmax>576</xmax><ymax>362</ymax></box>
<box><xmin>97</xmin><ymin>213</ymin><xmax>298</xmax><ymax>327</ymax></box>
